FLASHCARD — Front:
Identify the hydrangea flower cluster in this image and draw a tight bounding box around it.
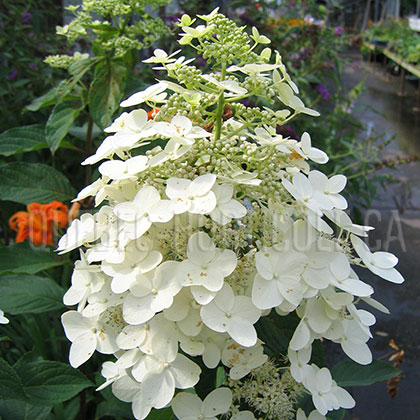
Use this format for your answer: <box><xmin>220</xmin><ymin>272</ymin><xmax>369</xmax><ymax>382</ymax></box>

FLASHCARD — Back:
<box><xmin>59</xmin><ymin>9</ymin><xmax>404</xmax><ymax>420</ymax></box>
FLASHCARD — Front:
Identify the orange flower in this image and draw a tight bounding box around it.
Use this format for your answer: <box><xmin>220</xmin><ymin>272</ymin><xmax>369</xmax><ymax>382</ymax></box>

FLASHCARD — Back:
<box><xmin>9</xmin><ymin>201</ymin><xmax>68</xmax><ymax>246</ymax></box>
<box><xmin>147</xmin><ymin>108</ymin><xmax>160</xmax><ymax>120</ymax></box>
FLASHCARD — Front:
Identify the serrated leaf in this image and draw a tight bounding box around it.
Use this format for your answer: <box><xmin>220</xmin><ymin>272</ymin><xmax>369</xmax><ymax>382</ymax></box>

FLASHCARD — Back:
<box><xmin>0</xmin><ymin>162</ymin><xmax>75</xmax><ymax>204</ymax></box>
<box><xmin>45</xmin><ymin>100</ymin><xmax>83</xmax><ymax>153</ymax></box>
<box><xmin>0</xmin><ymin>125</ymin><xmax>48</xmax><ymax>156</ymax></box>
<box><xmin>0</xmin><ymin>400</ymin><xmax>51</xmax><ymax>420</ymax></box>
<box><xmin>25</xmin><ymin>86</ymin><xmax>60</xmax><ymax>112</ymax></box>
<box><xmin>15</xmin><ymin>361</ymin><xmax>93</xmax><ymax>406</ymax></box>
<box><xmin>68</xmin><ymin>57</ymin><xmax>95</xmax><ymax>77</ymax></box>
<box><xmin>89</xmin><ymin>59</ymin><xmax>128</xmax><ymax>130</ymax></box>
<box><xmin>331</xmin><ymin>359</ymin><xmax>400</xmax><ymax>387</ymax></box>
<box><xmin>0</xmin><ymin>242</ymin><xmax>66</xmax><ymax>275</ymax></box>
<box><xmin>0</xmin><ymin>275</ymin><xmax>65</xmax><ymax>315</ymax></box>
<box><xmin>54</xmin><ymin>58</ymin><xmax>96</xmax><ymax>104</ymax></box>
<box><xmin>0</xmin><ymin>357</ymin><xmax>27</xmax><ymax>401</ymax></box>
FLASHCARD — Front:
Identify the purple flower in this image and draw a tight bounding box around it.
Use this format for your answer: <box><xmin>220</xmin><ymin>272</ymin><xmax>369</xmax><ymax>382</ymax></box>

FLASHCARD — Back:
<box><xmin>163</xmin><ymin>14</ymin><xmax>179</xmax><ymax>30</ymax></box>
<box><xmin>238</xmin><ymin>13</ymin><xmax>256</xmax><ymax>26</ymax></box>
<box><xmin>276</xmin><ymin>124</ymin><xmax>298</xmax><ymax>139</ymax></box>
<box><xmin>196</xmin><ymin>56</ymin><xmax>207</xmax><ymax>68</ymax></box>
<box><xmin>315</xmin><ymin>83</ymin><xmax>331</xmax><ymax>100</ymax></box>
<box><xmin>334</xmin><ymin>26</ymin><xmax>344</xmax><ymax>36</ymax></box>
<box><xmin>7</xmin><ymin>70</ymin><xmax>18</xmax><ymax>81</ymax></box>
<box><xmin>29</xmin><ymin>62</ymin><xmax>38</xmax><ymax>70</ymax></box>
<box><xmin>21</xmin><ymin>12</ymin><xmax>32</xmax><ymax>25</ymax></box>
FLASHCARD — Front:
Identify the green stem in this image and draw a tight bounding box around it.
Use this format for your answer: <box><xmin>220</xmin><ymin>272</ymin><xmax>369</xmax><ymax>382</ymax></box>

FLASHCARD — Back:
<box><xmin>346</xmin><ymin>167</ymin><xmax>376</xmax><ymax>180</ymax></box>
<box><xmin>328</xmin><ymin>150</ymin><xmax>356</xmax><ymax>160</ymax></box>
<box><xmin>214</xmin><ymin>92</ymin><xmax>225</xmax><ymax>142</ymax></box>
<box><xmin>85</xmin><ymin>116</ymin><xmax>94</xmax><ymax>186</ymax></box>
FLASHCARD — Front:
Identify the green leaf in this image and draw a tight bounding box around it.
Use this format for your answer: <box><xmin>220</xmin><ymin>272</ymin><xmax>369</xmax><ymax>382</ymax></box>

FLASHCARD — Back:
<box><xmin>95</xmin><ymin>401</ymin><xmax>134</xmax><ymax>419</ymax></box>
<box><xmin>25</xmin><ymin>86</ymin><xmax>60</xmax><ymax>112</ymax></box>
<box><xmin>256</xmin><ymin>311</ymin><xmax>299</xmax><ymax>356</ymax></box>
<box><xmin>0</xmin><ymin>400</ymin><xmax>51</xmax><ymax>420</ymax></box>
<box><xmin>52</xmin><ymin>58</ymin><xmax>96</xmax><ymax>105</ymax></box>
<box><xmin>0</xmin><ymin>242</ymin><xmax>66</xmax><ymax>275</ymax></box>
<box><xmin>0</xmin><ymin>162</ymin><xmax>75</xmax><ymax>204</ymax></box>
<box><xmin>331</xmin><ymin>359</ymin><xmax>400</xmax><ymax>387</ymax></box>
<box><xmin>0</xmin><ymin>125</ymin><xmax>48</xmax><ymax>156</ymax></box>
<box><xmin>0</xmin><ymin>275</ymin><xmax>65</xmax><ymax>315</ymax></box>
<box><xmin>89</xmin><ymin>59</ymin><xmax>128</xmax><ymax>130</ymax></box>
<box><xmin>15</xmin><ymin>360</ymin><xmax>93</xmax><ymax>406</ymax></box>
<box><xmin>146</xmin><ymin>407</ymin><xmax>173</xmax><ymax>420</ymax></box>
<box><xmin>216</xmin><ymin>366</ymin><xmax>227</xmax><ymax>387</ymax></box>
<box><xmin>45</xmin><ymin>100</ymin><xmax>83</xmax><ymax>153</ymax></box>
<box><xmin>327</xmin><ymin>408</ymin><xmax>346</xmax><ymax>420</ymax></box>
<box><xmin>0</xmin><ymin>358</ymin><xmax>27</xmax><ymax>401</ymax></box>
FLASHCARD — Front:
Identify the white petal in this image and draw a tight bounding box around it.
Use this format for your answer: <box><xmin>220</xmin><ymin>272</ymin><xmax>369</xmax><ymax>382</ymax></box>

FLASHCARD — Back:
<box><xmin>142</xmin><ymin>370</ymin><xmax>175</xmax><ymax>409</ymax></box>
<box><xmin>252</xmin><ymin>274</ymin><xmax>283</xmax><ymax>310</ymax></box>
<box><xmin>211</xmin><ymin>249</ymin><xmax>237</xmax><ymax>278</ymax></box>
<box><xmin>290</xmin><ymin>319</ymin><xmax>311</xmax><ymax>350</ymax></box>
<box><xmin>227</xmin><ymin>318</ymin><xmax>257</xmax><ymax>347</ymax></box>
<box><xmin>190</xmin><ymin>192</ymin><xmax>217</xmax><ymax>214</ymax></box>
<box><xmin>370</xmin><ymin>266</ymin><xmax>405</xmax><ymax>284</ymax></box>
<box><xmin>201</xmin><ymin>304</ymin><xmax>227</xmax><ymax>333</ymax></box>
<box><xmin>123</xmin><ymin>294</ymin><xmax>155</xmax><ymax>325</ymax></box>
<box><xmin>190</xmin><ymin>286</ymin><xmax>217</xmax><ymax>305</ymax></box>
<box><xmin>202</xmin><ymin>387</ymin><xmax>232</xmax><ymax>417</ymax></box>
<box><xmin>316</xmin><ymin>368</ymin><xmax>332</xmax><ymax>393</ymax></box>
<box><xmin>148</xmin><ymin>200</ymin><xmax>174</xmax><ymax>223</ymax></box>
<box><xmin>61</xmin><ymin>310</ymin><xmax>91</xmax><ymax>341</ymax></box>
<box><xmin>232</xmin><ymin>296</ymin><xmax>261</xmax><ymax>324</ymax></box>
<box><xmin>112</xmin><ymin>376</ymin><xmax>141</xmax><ymax>403</ymax></box>
<box><xmin>189</xmin><ymin>174</ymin><xmax>217</xmax><ymax>196</ymax></box>
<box><xmin>333</xmin><ymin>386</ymin><xmax>356</xmax><ymax>409</ymax></box>
<box><xmin>330</xmin><ymin>253</ymin><xmax>351</xmax><ymax>281</ymax></box>
<box><xmin>219</xmin><ymin>199</ymin><xmax>247</xmax><ymax>219</ymax></box>
<box><xmin>132</xmin><ymin>392</ymin><xmax>152</xmax><ymax>420</ymax></box>
<box><xmin>170</xmin><ymin>354</ymin><xmax>201</xmax><ymax>389</ymax></box>
<box><xmin>327</xmin><ymin>175</ymin><xmax>347</xmax><ymax>193</ymax></box>
<box><xmin>166</xmin><ymin>177</ymin><xmax>190</xmax><ymax>199</ymax></box>
<box><xmin>293</xmin><ymin>173</ymin><xmax>312</xmax><ymax>198</ymax></box>
<box><xmin>69</xmin><ymin>331</ymin><xmax>97</xmax><ymax>368</ymax></box>
<box><xmin>341</xmin><ymin>339</ymin><xmax>372</xmax><ymax>365</ymax></box>
<box><xmin>117</xmin><ymin>325</ymin><xmax>147</xmax><ymax>350</ymax></box>
<box><xmin>114</xmin><ymin>202</ymin><xmax>141</xmax><ymax>222</ymax></box>
<box><xmin>186</xmin><ymin>232</ymin><xmax>216</xmax><ymax>264</ymax></box>
<box><xmin>96</xmin><ymin>325</ymin><xmax>119</xmax><ymax>354</ymax></box>
<box><xmin>202</xmin><ymin>342</ymin><xmax>221</xmax><ymax>368</ymax></box>
<box><xmin>172</xmin><ymin>392</ymin><xmax>202</xmax><ymax>419</ymax></box>
<box><xmin>126</xmin><ymin>155</ymin><xmax>148</xmax><ymax>174</ymax></box>
<box><xmin>177</xmin><ymin>308</ymin><xmax>203</xmax><ymax>337</ymax></box>
<box><xmin>371</xmin><ymin>251</ymin><xmax>398</xmax><ymax>269</ymax></box>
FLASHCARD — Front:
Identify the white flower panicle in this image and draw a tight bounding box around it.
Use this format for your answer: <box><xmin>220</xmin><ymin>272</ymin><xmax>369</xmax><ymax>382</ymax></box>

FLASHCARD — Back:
<box><xmin>60</xmin><ymin>9</ymin><xmax>404</xmax><ymax>420</ymax></box>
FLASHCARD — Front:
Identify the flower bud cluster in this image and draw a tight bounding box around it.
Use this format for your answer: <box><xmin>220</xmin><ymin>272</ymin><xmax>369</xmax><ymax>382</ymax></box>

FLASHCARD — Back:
<box><xmin>60</xmin><ymin>9</ymin><xmax>404</xmax><ymax>420</ymax></box>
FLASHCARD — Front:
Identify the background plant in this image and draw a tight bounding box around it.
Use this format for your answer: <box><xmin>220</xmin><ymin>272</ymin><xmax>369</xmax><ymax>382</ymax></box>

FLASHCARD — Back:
<box><xmin>0</xmin><ymin>1</ymin><xmax>174</xmax><ymax>419</ymax></box>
